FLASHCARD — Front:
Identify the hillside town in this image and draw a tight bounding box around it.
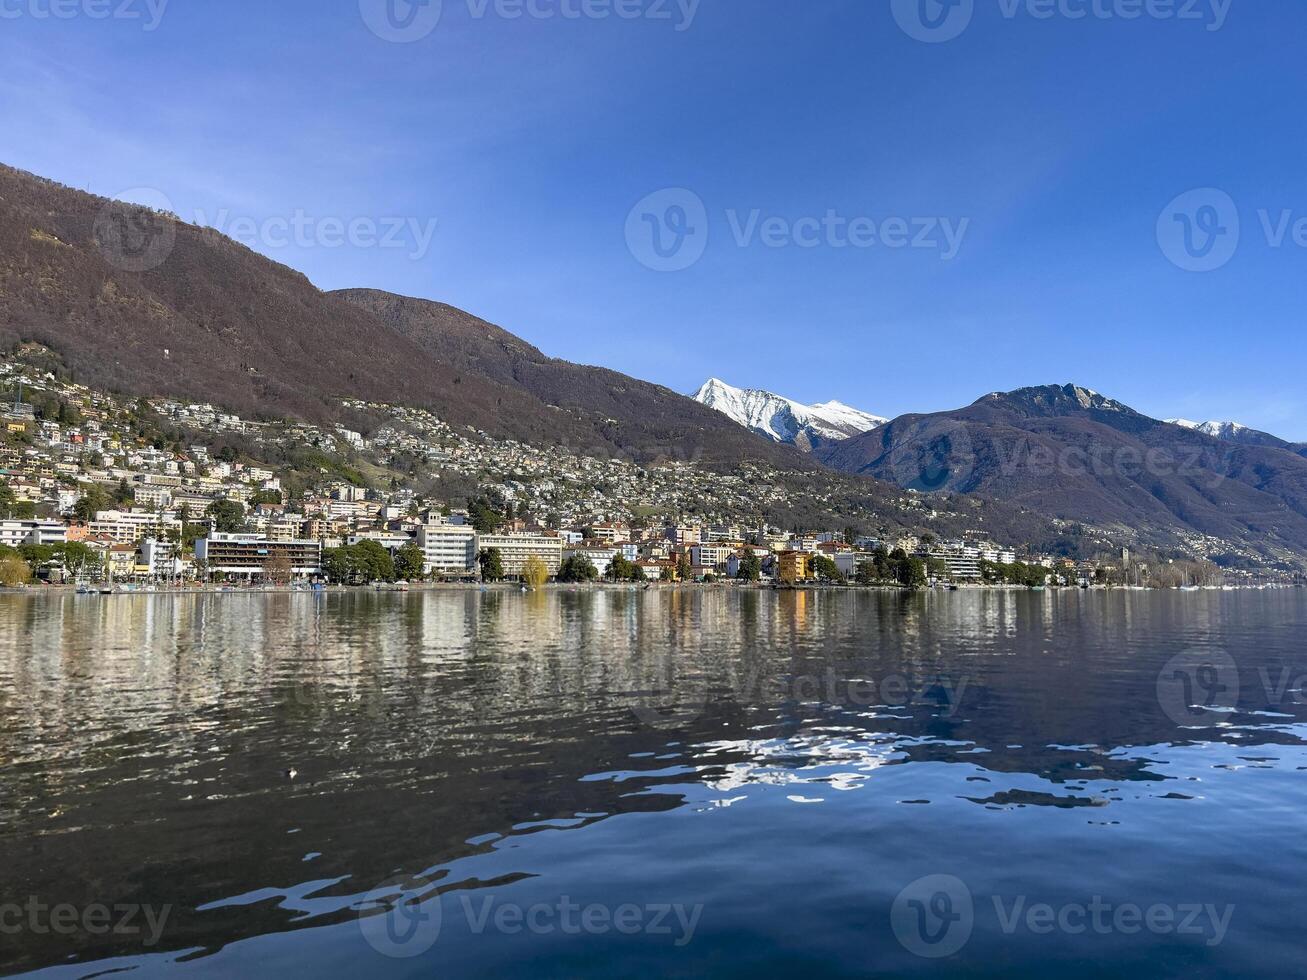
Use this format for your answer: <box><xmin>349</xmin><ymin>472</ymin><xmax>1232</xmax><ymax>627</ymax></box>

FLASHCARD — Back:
<box><xmin>0</xmin><ymin>355</ymin><xmax>1284</xmax><ymax>590</ymax></box>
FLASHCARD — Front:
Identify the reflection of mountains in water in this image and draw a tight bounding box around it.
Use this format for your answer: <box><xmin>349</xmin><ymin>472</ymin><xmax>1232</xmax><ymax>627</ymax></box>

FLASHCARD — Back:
<box><xmin>1</xmin><ymin>588</ymin><xmax>1305</xmax><ymax>971</ymax></box>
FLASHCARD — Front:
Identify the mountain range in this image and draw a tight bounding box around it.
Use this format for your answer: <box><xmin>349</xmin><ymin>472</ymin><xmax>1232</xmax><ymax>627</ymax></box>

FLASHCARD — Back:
<box><xmin>0</xmin><ymin>164</ymin><xmax>806</xmax><ymax>471</ymax></box>
<box><xmin>817</xmin><ymin>384</ymin><xmax>1307</xmax><ymax>563</ymax></box>
<box><xmin>691</xmin><ymin>378</ymin><xmax>886</xmax><ymax>451</ymax></box>
<box><xmin>1168</xmin><ymin>418</ymin><xmax>1307</xmax><ymax>458</ymax></box>
<box><xmin>3</xmin><ymin>161</ymin><xmax>1307</xmax><ymax>566</ymax></box>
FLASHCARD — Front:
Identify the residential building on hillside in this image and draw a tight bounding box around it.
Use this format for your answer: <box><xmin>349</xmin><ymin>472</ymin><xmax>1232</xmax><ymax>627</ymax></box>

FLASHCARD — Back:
<box><xmin>195</xmin><ymin>534</ymin><xmax>322</xmax><ymax>580</ymax></box>
<box><xmin>0</xmin><ymin>519</ymin><xmax>67</xmax><ymax>548</ymax></box>
<box><xmin>417</xmin><ymin>523</ymin><xmax>479</xmax><ymax>575</ymax></box>
<box><xmin>778</xmin><ymin>551</ymin><xmax>814</xmax><ymax>583</ymax></box>
<box><xmin>478</xmin><ymin>533</ymin><xmax>564</xmax><ymax>577</ymax></box>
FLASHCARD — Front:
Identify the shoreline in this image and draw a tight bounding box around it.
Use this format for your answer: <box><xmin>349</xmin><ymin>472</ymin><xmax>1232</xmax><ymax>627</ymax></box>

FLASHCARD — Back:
<box><xmin>0</xmin><ymin>582</ymin><xmax>1298</xmax><ymax>597</ymax></box>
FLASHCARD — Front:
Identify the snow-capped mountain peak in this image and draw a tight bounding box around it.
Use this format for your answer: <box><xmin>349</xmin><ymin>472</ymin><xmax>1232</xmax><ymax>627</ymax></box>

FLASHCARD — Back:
<box><xmin>1168</xmin><ymin>418</ymin><xmax>1252</xmax><ymax>440</ymax></box>
<box><xmin>692</xmin><ymin>379</ymin><xmax>886</xmax><ymax>451</ymax></box>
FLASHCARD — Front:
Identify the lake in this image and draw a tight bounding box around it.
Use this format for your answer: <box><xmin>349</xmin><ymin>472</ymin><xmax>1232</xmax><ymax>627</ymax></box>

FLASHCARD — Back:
<box><xmin>1</xmin><ymin>588</ymin><xmax>1305</xmax><ymax>977</ymax></box>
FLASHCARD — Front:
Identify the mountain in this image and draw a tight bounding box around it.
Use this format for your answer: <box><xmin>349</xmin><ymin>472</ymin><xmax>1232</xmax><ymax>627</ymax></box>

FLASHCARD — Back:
<box><xmin>1168</xmin><ymin>418</ymin><xmax>1307</xmax><ymax>458</ymax></box>
<box><xmin>691</xmin><ymin>378</ymin><xmax>886</xmax><ymax>452</ymax></box>
<box><xmin>0</xmin><ymin>163</ymin><xmax>807</xmax><ymax>470</ymax></box>
<box><xmin>818</xmin><ymin>384</ymin><xmax>1307</xmax><ymax>561</ymax></box>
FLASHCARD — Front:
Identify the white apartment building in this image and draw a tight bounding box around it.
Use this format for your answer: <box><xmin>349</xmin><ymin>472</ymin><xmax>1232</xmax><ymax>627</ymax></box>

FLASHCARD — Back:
<box><xmin>88</xmin><ymin>510</ymin><xmax>182</xmax><ymax>544</ymax></box>
<box><xmin>477</xmin><ymin>533</ymin><xmax>564</xmax><ymax>577</ymax></box>
<box><xmin>691</xmin><ymin>545</ymin><xmax>734</xmax><ymax>570</ymax></box>
<box><xmin>0</xmin><ymin>520</ymin><xmax>67</xmax><ymax>548</ymax></box>
<box><xmin>417</xmin><ymin>523</ymin><xmax>479</xmax><ymax>575</ymax></box>
<box><xmin>133</xmin><ymin>485</ymin><xmax>174</xmax><ymax>509</ymax></box>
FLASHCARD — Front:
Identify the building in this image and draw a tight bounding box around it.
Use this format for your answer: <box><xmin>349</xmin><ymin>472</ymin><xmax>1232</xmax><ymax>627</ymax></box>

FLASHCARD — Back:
<box><xmin>586</xmin><ymin>522</ymin><xmax>626</xmax><ymax>544</ymax></box>
<box><xmin>690</xmin><ymin>545</ymin><xmax>734</xmax><ymax>571</ymax></box>
<box><xmin>417</xmin><ymin>522</ymin><xmax>479</xmax><ymax>576</ymax></box>
<box><xmin>917</xmin><ymin>542</ymin><xmax>995</xmax><ymax>581</ymax></box>
<box><xmin>140</xmin><ymin>538</ymin><xmax>183</xmax><ymax>578</ymax></box>
<box><xmin>0</xmin><ymin>519</ymin><xmax>67</xmax><ymax>548</ymax></box>
<box><xmin>195</xmin><ymin>534</ymin><xmax>322</xmax><ymax>580</ymax></box>
<box><xmin>477</xmin><ymin>533</ymin><xmax>564</xmax><ymax>577</ymax></box>
<box><xmin>88</xmin><ymin>509</ymin><xmax>180</xmax><ymax>544</ymax></box>
<box><xmin>834</xmin><ymin>552</ymin><xmax>878</xmax><ymax>579</ymax></box>
<box><xmin>666</xmin><ymin>526</ymin><xmax>701</xmax><ymax>547</ymax></box>
<box><xmin>777</xmin><ymin>550</ymin><xmax>814</xmax><ymax>583</ymax></box>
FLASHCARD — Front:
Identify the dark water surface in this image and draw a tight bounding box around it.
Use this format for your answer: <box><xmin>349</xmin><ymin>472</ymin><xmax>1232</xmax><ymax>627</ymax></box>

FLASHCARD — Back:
<box><xmin>2</xmin><ymin>589</ymin><xmax>1305</xmax><ymax>977</ymax></box>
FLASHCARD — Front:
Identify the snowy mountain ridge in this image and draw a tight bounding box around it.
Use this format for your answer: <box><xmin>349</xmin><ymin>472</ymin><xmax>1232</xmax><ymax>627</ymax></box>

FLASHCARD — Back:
<box><xmin>691</xmin><ymin>378</ymin><xmax>886</xmax><ymax>452</ymax></box>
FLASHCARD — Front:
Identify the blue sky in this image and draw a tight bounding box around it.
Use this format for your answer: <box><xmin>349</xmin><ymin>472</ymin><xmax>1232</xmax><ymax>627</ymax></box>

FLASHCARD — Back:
<box><xmin>4</xmin><ymin>0</ymin><xmax>1304</xmax><ymax>438</ymax></box>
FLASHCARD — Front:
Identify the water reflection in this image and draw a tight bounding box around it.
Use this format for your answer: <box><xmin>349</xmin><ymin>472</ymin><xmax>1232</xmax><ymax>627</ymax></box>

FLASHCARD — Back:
<box><xmin>1</xmin><ymin>589</ymin><xmax>1305</xmax><ymax>977</ymax></box>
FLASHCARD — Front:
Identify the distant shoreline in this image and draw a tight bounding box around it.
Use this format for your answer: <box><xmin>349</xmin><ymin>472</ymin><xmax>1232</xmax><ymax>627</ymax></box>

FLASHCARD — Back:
<box><xmin>0</xmin><ymin>582</ymin><xmax>1298</xmax><ymax>597</ymax></box>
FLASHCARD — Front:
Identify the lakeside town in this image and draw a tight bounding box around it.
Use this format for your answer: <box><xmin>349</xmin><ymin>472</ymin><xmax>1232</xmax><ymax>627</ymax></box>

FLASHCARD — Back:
<box><xmin>1</xmin><ymin>354</ymin><xmax>1296</xmax><ymax>592</ymax></box>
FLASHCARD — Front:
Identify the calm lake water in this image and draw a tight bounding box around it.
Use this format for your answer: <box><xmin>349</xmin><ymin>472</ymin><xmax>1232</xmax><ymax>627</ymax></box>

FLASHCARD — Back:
<box><xmin>2</xmin><ymin>588</ymin><xmax>1306</xmax><ymax>978</ymax></box>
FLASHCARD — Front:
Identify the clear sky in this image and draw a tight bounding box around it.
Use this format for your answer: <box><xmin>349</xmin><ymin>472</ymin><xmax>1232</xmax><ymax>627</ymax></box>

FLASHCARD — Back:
<box><xmin>4</xmin><ymin>0</ymin><xmax>1303</xmax><ymax>438</ymax></box>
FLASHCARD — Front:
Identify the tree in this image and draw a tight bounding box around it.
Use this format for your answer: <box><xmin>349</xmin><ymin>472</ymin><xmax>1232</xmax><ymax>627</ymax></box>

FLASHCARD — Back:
<box><xmin>206</xmin><ymin>499</ymin><xmax>247</xmax><ymax>534</ymax></box>
<box><xmin>0</xmin><ymin>483</ymin><xmax>36</xmax><ymax>520</ymax></box>
<box><xmin>355</xmin><ymin>540</ymin><xmax>395</xmax><ymax>582</ymax></box>
<box><xmin>607</xmin><ymin>554</ymin><xmax>639</xmax><ymax>582</ymax></box>
<box><xmin>660</xmin><ymin>565</ymin><xmax>676</xmax><ymax>583</ymax></box>
<box><xmin>899</xmin><ymin>557</ymin><xmax>928</xmax><ymax>589</ymax></box>
<box><xmin>812</xmin><ymin>555</ymin><xmax>845</xmax><ymax>583</ymax></box>
<box><xmin>479</xmin><ymin>547</ymin><xmax>504</xmax><ymax>582</ymax></box>
<box><xmin>736</xmin><ymin>552</ymin><xmax>762</xmax><ymax>582</ymax></box>
<box><xmin>114</xmin><ymin>477</ymin><xmax>134</xmax><ymax>506</ymax></box>
<box><xmin>855</xmin><ymin>561</ymin><xmax>877</xmax><ymax>586</ymax></box>
<box><xmin>52</xmin><ymin>542</ymin><xmax>97</xmax><ymax>579</ymax></box>
<box><xmin>73</xmin><ymin>484</ymin><xmax>111</xmax><ymax>522</ymax></box>
<box><xmin>249</xmin><ymin>489</ymin><xmax>284</xmax><ymax>507</ymax></box>
<box><xmin>676</xmin><ymin>555</ymin><xmax>692</xmax><ymax>582</ymax></box>
<box><xmin>394</xmin><ymin>543</ymin><xmax>425</xmax><ymax>581</ymax></box>
<box><xmin>469</xmin><ymin>498</ymin><xmax>502</xmax><ymax>534</ymax></box>
<box><xmin>322</xmin><ymin>548</ymin><xmax>352</xmax><ymax>584</ymax></box>
<box><xmin>263</xmin><ymin>552</ymin><xmax>294</xmax><ymax>585</ymax></box>
<box><xmin>558</xmin><ymin>554</ymin><xmax>599</xmax><ymax>583</ymax></box>
<box><xmin>523</xmin><ymin>554</ymin><xmax>549</xmax><ymax>590</ymax></box>
<box><xmin>0</xmin><ymin>552</ymin><xmax>31</xmax><ymax>587</ymax></box>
